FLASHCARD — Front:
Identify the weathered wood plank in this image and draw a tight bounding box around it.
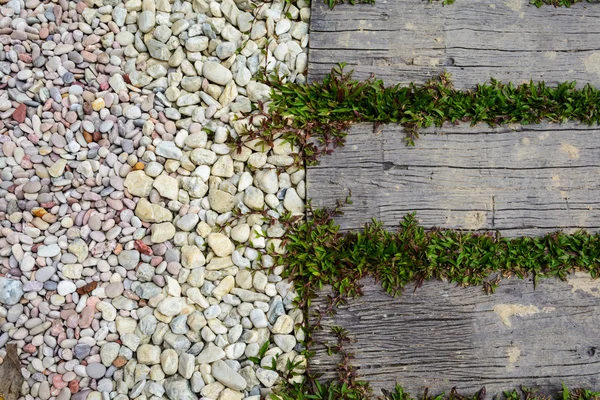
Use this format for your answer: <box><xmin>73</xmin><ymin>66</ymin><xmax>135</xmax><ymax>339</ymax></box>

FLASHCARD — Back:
<box><xmin>311</xmin><ymin>274</ymin><xmax>600</xmax><ymax>397</ymax></box>
<box><xmin>307</xmin><ymin>123</ymin><xmax>600</xmax><ymax>236</ymax></box>
<box><xmin>307</xmin><ymin>1</ymin><xmax>600</xmax><ymax>393</ymax></box>
<box><xmin>308</xmin><ymin>0</ymin><xmax>600</xmax><ymax>88</ymax></box>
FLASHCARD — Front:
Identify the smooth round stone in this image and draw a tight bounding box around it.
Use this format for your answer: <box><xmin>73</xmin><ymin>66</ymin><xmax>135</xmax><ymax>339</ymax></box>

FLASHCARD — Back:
<box><xmin>38</xmin><ymin>244</ymin><xmax>60</xmax><ymax>258</ymax></box>
<box><xmin>63</xmin><ymin>72</ymin><xmax>74</xmax><ymax>84</ymax></box>
<box><xmin>118</xmin><ymin>250</ymin><xmax>140</xmax><ymax>269</ymax></box>
<box><xmin>144</xmin><ymin>162</ymin><xmax>163</xmax><ymax>177</ymax></box>
<box><xmin>124</xmin><ymin>106</ymin><xmax>142</xmax><ymax>119</ymax></box>
<box><xmin>99</xmin><ymin>120</ymin><xmax>114</xmax><ymax>133</ymax></box>
<box><xmin>115</xmin><ymin>31</ymin><xmax>134</xmax><ymax>46</ymax></box>
<box><xmin>249</xmin><ymin>309</ymin><xmax>268</xmax><ymax>328</ymax></box>
<box><xmin>0</xmin><ymin>277</ymin><xmax>24</xmax><ymax>305</ymax></box>
<box><xmin>73</xmin><ymin>344</ymin><xmax>91</xmax><ymax>360</ymax></box>
<box><xmin>97</xmin><ymin>379</ymin><xmax>113</xmax><ymax>392</ymax></box>
<box><xmin>23</xmin><ymin>281</ymin><xmax>43</xmax><ymax>292</ymax></box>
<box><xmin>69</xmin><ymin>86</ymin><xmax>84</xmax><ymax>95</ymax></box>
<box><xmin>7</xmin><ymin>304</ymin><xmax>24</xmax><ymax>322</ymax></box>
<box><xmin>36</xmin><ymin>267</ymin><xmax>55</xmax><ymax>282</ymax></box>
<box><xmin>86</xmin><ymin>363</ymin><xmax>107</xmax><ymax>379</ymax></box>
<box><xmin>51</xmin><ymin>134</ymin><xmax>67</xmax><ymax>148</ymax></box>
<box><xmin>57</xmin><ymin>281</ymin><xmax>77</xmax><ymax>296</ymax></box>
<box><xmin>20</xmin><ymin>256</ymin><xmax>35</xmax><ymax>272</ymax></box>
<box><xmin>23</xmin><ymin>181</ymin><xmax>42</xmax><ymax>194</ymax></box>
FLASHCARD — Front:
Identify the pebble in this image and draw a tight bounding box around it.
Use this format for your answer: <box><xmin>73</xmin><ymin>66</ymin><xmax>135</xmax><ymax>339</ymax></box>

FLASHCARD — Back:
<box><xmin>57</xmin><ymin>281</ymin><xmax>77</xmax><ymax>296</ymax></box>
<box><xmin>203</xmin><ymin>61</ymin><xmax>234</xmax><ymax>85</ymax></box>
<box><xmin>38</xmin><ymin>244</ymin><xmax>61</xmax><ymax>257</ymax></box>
<box><xmin>250</xmin><ymin>309</ymin><xmax>269</xmax><ymax>328</ymax></box>
<box><xmin>212</xmin><ymin>360</ymin><xmax>247</xmax><ymax>390</ymax></box>
<box><xmin>0</xmin><ymin>277</ymin><xmax>24</xmax><ymax>305</ymax></box>
<box><xmin>157</xmin><ymin>297</ymin><xmax>185</xmax><ymax>316</ymax></box>
<box><xmin>156</xmin><ymin>141</ymin><xmax>183</xmax><ymax>159</ymax></box>
<box><xmin>207</xmin><ymin>233</ymin><xmax>234</xmax><ymax>257</ymax></box>
<box><xmin>161</xmin><ymin>349</ymin><xmax>179</xmax><ymax>375</ymax></box>
<box><xmin>197</xmin><ymin>343</ymin><xmax>225</xmax><ymax>364</ymax></box>
<box><xmin>86</xmin><ymin>363</ymin><xmax>107</xmax><ymax>379</ymax></box>
<box><xmin>256</xmin><ymin>368</ymin><xmax>279</xmax><ymax>387</ymax></box>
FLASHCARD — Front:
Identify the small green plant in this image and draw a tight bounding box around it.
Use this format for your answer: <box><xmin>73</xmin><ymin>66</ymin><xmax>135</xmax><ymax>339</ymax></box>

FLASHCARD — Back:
<box><xmin>246</xmin><ymin>65</ymin><xmax>600</xmax><ymax>165</ymax></box>
<box><xmin>263</xmin><ymin>201</ymin><xmax>600</xmax><ymax>399</ymax></box>
<box><xmin>324</xmin><ymin>0</ymin><xmax>376</xmax><ymax>8</ymax></box>
<box><xmin>248</xmin><ymin>340</ymin><xmax>271</xmax><ymax>364</ymax></box>
<box><xmin>271</xmin><ymin>380</ymin><xmax>600</xmax><ymax>400</ymax></box>
<box><xmin>528</xmin><ymin>0</ymin><xmax>596</xmax><ymax>6</ymax></box>
<box><xmin>276</xmin><ymin>205</ymin><xmax>600</xmax><ymax>305</ymax></box>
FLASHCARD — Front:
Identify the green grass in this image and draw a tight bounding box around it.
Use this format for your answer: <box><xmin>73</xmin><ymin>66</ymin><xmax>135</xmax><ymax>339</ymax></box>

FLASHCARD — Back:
<box><xmin>324</xmin><ymin>0</ymin><xmax>376</xmax><ymax>9</ymax></box>
<box><xmin>271</xmin><ymin>380</ymin><xmax>600</xmax><ymax>400</ymax></box>
<box><xmin>436</xmin><ymin>0</ymin><xmax>597</xmax><ymax>6</ymax></box>
<box><xmin>246</xmin><ymin>65</ymin><xmax>600</xmax><ymax>165</ymax></box>
<box><xmin>276</xmin><ymin>205</ymin><xmax>600</xmax><ymax>306</ymax></box>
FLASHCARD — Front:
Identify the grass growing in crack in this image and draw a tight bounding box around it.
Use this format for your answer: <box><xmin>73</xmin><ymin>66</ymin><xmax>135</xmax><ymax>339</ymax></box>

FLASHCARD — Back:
<box><xmin>272</xmin><ymin>377</ymin><xmax>600</xmax><ymax>400</ymax></box>
<box><xmin>434</xmin><ymin>0</ymin><xmax>598</xmax><ymax>6</ymax></box>
<box><xmin>247</xmin><ymin>64</ymin><xmax>600</xmax><ymax>165</ymax></box>
<box><xmin>276</xmin><ymin>204</ymin><xmax>600</xmax><ymax>306</ymax></box>
<box><xmin>528</xmin><ymin>0</ymin><xmax>597</xmax><ymax>5</ymax></box>
<box><xmin>324</xmin><ymin>0</ymin><xmax>375</xmax><ymax>8</ymax></box>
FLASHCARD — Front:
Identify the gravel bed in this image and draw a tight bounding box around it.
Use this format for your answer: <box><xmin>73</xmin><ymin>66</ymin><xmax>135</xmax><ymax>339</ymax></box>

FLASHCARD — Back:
<box><xmin>0</xmin><ymin>0</ymin><xmax>308</xmax><ymax>398</ymax></box>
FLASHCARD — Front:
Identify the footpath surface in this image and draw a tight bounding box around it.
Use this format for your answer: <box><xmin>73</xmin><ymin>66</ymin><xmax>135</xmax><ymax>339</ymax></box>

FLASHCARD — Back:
<box><xmin>307</xmin><ymin>0</ymin><xmax>600</xmax><ymax>396</ymax></box>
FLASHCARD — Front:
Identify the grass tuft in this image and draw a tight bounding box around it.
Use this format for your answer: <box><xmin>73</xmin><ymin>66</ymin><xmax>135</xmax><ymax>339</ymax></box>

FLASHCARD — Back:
<box><xmin>277</xmin><ymin>205</ymin><xmax>600</xmax><ymax>306</ymax></box>
<box><xmin>271</xmin><ymin>380</ymin><xmax>600</xmax><ymax>400</ymax></box>
<box><xmin>247</xmin><ymin>65</ymin><xmax>600</xmax><ymax>165</ymax></box>
<box><xmin>324</xmin><ymin>0</ymin><xmax>376</xmax><ymax>9</ymax></box>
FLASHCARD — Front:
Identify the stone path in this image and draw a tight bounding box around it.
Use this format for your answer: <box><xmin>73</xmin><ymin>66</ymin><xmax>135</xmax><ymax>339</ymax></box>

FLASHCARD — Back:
<box><xmin>0</xmin><ymin>0</ymin><xmax>308</xmax><ymax>398</ymax></box>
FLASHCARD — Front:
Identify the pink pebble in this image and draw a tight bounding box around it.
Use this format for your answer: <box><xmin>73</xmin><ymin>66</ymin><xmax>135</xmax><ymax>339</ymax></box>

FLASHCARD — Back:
<box><xmin>50</xmin><ymin>321</ymin><xmax>65</xmax><ymax>336</ymax></box>
<box><xmin>20</xmin><ymin>154</ymin><xmax>33</xmax><ymax>168</ymax></box>
<box><xmin>19</xmin><ymin>53</ymin><xmax>32</xmax><ymax>63</ymax></box>
<box><xmin>86</xmin><ymin>296</ymin><xmax>100</xmax><ymax>307</ymax></box>
<box><xmin>28</xmin><ymin>134</ymin><xmax>39</xmax><ymax>144</ymax></box>
<box><xmin>53</xmin><ymin>374</ymin><xmax>67</xmax><ymax>390</ymax></box>
<box><xmin>66</xmin><ymin>314</ymin><xmax>79</xmax><ymax>329</ymax></box>
<box><xmin>69</xmin><ymin>379</ymin><xmax>79</xmax><ymax>393</ymax></box>
<box><xmin>78</xmin><ymin>305</ymin><xmax>95</xmax><ymax>329</ymax></box>
<box><xmin>23</xmin><ymin>344</ymin><xmax>36</xmax><ymax>354</ymax></box>
<box><xmin>150</xmin><ymin>256</ymin><xmax>162</xmax><ymax>266</ymax></box>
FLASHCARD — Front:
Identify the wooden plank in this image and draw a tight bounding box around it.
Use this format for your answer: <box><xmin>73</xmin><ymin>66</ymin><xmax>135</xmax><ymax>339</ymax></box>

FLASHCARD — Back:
<box><xmin>307</xmin><ymin>123</ymin><xmax>600</xmax><ymax>236</ymax></box>
<box><xmin>308</xmin><ymin>0</ymin><xmax>600</xmax><ymax>88</ymax></box>
<box><xmin>307</xmin><ymin>1</ymin><xmax>600</xmax><ymax>393</ymax></box>
<box><xmin>310</xmin><ymin>274</ymin><xmax>600</xmax><ymax>397</ymax></box>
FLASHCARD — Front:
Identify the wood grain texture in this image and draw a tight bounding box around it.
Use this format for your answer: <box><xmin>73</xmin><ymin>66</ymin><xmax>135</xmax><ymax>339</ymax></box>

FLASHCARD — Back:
<box><xmin>308</xmin><ymin>0</ymin><xmax>600</xmax><ymax>88</ymax></box>
<box><xmin>307</xmin><ymin>123</ymin><xmax>600</xmax><ymax>236</ymax></box>
<box><xmin>310</xmin><ymin>274</ymin><xmax>600</xmax><ymax>397</ymax></box>
<box><xmin>307</xmin><ymin>1</ymin><xmax>600</xmax><ymax>393</ymax></box>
